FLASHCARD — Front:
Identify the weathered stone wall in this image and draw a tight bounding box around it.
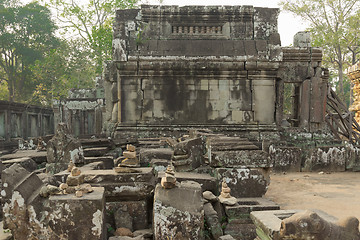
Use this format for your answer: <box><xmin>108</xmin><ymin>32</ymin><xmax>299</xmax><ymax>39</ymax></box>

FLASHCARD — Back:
<box><xmin>347</xmin><ymin>62</ymin><xmax>360</xmax><ymax>123</ymax></box>
<box><xmin>104</xmin><ymin>6</ymin><xmax>329</xmax><ymax>138</ymax></box>
<box><xmin>0</xmin><ymin>100</ymin><xmax>54</xmax><ymax>143</ymax></box>
<box><xmin>53</xmin><ymin>88</ymin><xmax>105</xmax><ymax>137</ymax></box>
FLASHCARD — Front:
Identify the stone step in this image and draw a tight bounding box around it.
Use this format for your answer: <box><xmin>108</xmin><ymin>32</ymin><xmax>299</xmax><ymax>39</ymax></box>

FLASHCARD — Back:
<box><xmin>83</xmin><ymin>147</ymin><xmax>109</xmax><ymax>157</ymax></box>
<box><xmin>157</xmin><ymin>171</ymin><xmax>216</xmax><ymax>192</ymax></box>
<box><xmin>80</xmin><ymin>138</ymin><xmax>115</xmax><ymax>149</ymax></box>
<box><xmin>2</xmin><ymin>157</ymin><xmax>38</xmax><ymax>172</ymax></box>
<box><xmin>84</xmin><ymin>156</ymin><xmax>114</xmax><ymax>169</ymax></box>
<box><xmin>210</xmin><ymin>144</ymin><xmax>259</xmax><ymax>151</ymax></box>
<box><xmin>210</xmin><ymin>150</ymin><xmax>271</xmax><ymax>168</ymax></box>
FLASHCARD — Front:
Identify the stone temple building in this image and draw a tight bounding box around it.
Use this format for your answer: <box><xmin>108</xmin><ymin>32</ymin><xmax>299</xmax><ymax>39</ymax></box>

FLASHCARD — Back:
<box><xmin>103</xmin><ymin>5</ymin><xmax>328</xmax><ymax>138</ymax></box>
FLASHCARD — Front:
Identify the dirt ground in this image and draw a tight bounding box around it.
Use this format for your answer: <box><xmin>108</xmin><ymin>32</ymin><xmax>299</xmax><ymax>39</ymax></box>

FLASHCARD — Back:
<box><xmin>265</xmin><ymin>172</ymin><xmax>360</xmax><ymax>221</ymax></box>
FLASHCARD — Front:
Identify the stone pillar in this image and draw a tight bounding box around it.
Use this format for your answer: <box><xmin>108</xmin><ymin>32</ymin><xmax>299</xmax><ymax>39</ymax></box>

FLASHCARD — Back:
<box><xmin>252</xmin><ymin>79</ymin><xmax>276</xmax><ymax>124</ymax></box>
<box><xmin>153</xmin><ymin>181</ymin><xmax>204</xmax><ymax>240</ymax></box>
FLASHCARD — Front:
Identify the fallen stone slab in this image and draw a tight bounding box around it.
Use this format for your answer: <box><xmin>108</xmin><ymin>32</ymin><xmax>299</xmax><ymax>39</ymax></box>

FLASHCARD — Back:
<box><xmin>139</xmin><ymin>148</ymin><xmax>173</xmax><ymax>166</ymax></box>
<box><xmin>84</xmin><ymin>147</ymin><xmax>109</xmax><ymax>157</ymax></box>
<box><xmin>0</xmin><ymin>150</ymin><xmax>47</xmax><ymax>164</ymax></box>
<box><xmin>210</xmin><ymin>150</ymin><xmax>271</xmax><ymax>168</ymax></box>
<box><xmin>153</xmin><ymin>181</ymin><xmax>204</xmax><ymax>240</ymax></box>
<box><xmin>157</xmin><ymin>171</ymin><xmax>216</xmax><ymax>192</ymax></box>
<box><xmin>250</xmin><ymin>209</ymin><xmax>338</xmax><ymax>240</ymax></box>
<box><xmin>84</xmin><ymin>156</ymin><xmax>114</xmax><ymax>169</ymax></box>
<box><xmin>55</xmin><ymin>168</ymin><xmax>155</xmax><ymax>201</ymax></box>
<box><xmin>2</xmin><ymin>157</ymin><xmax>37</xmax><ymax>172</ymax></box>
<box><xmin>224</xmin><ymin>222</ymin><xmax>256</xmax><ymax>240</ymax></box>
<box><xmin>214</xmin><ymin>168</ymin><xmax>269</xmax><ymax>197</ymax></box>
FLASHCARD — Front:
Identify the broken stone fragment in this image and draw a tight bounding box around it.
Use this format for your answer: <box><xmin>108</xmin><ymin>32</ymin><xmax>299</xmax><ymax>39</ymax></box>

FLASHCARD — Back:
<box><xmin>119</xmin><ymin>157</ymin><xmax>139</xmax><ymax>167</ymax></box>
<box><xmin>218</xmin><ymin>196</ymin><xmax>238</xmax><ymax>206</ymax></box>
<box><xmin>59</xmin><ymin>183</ymin><xmax>68</xmax><ymax>190</ymax></box>
<box><xmin>64</xmin><ymin>186</ymin><xmax>76</xmax><ymax>194</ymax></box>
<box><xmin>115</xmin><ymin>227</ymin><xmax>133</xmax><ymax>237</ymax></box>
<box><xmin>203</xmin><ymin>191</ymin><xmax>218</xmax><ymax>202</ymax></box>
<box><xmin>75</xmin><ymin>183</ymin><xmax>93</xmax><ymax>193</ymax></box>
<box><xmin>67</xmin><ymin>160</ymin><xmax>75</xmax><ymax>172</ymax></box>
<box><xmin>71</xmin><ymin>167</ymin><xmax>81</xmax><ymax>176</ymax></box>
<box><xmin>161</xmin><ymin>177</ymin><xmax>176</xmax><ymax>189</ymax></box>
<box><xmin>114</xmin><ymin>166</ymin><xmax>140</xmax><ymax>173</ymax></box>
<box><xmin>75</xmin><ymin>190</ymin><xmax>83</xmax><ymax>198</ymax></box>
<box><xmin>123</xmin><ymin>151</ymin><xmax>136</xmax><ymax>159</ymax></box>
<box><xmin>126</xmin><ymin>144</ymin><xmax>136</xmax><ymax>152</ymax></box>
<box><xmin>66</xmin><ymin>174</ymin><xmax>85</xmax><ymax>186</ymax></box>
<box><xmin>40</xmin><ymin>185</ymin><xmax>61</xmax><ymax>198</ymax></box>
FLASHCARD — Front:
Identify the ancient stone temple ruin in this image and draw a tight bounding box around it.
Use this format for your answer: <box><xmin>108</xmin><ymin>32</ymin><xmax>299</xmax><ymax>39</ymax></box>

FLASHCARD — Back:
<box><xmin>1</xmin><ymin>4</ymin><xmax>360</xmax><ymax>240</ymax></box>
<box><xmin>104</xmin><ymin>5</ymin><xmax>327</xmax><ymax>137</ymax></box>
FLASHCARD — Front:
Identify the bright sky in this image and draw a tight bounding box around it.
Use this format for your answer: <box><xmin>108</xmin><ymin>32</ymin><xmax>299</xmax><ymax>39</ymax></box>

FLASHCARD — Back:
<box><xmin>146</xmin><ymin>0</ymin><xmax>309</xmax><ymax>46</ymax></box>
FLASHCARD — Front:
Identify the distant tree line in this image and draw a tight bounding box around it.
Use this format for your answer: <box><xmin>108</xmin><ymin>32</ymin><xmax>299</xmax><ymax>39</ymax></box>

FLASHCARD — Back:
<box><xmin>0</xmin><ymin>0</ymin><xmax>137</xmax><ymax>105</ymax></box>
<box><xmin>280</xmin><ymin>0</ymin><xmax>360</xmax><ymax>106</ymax></box>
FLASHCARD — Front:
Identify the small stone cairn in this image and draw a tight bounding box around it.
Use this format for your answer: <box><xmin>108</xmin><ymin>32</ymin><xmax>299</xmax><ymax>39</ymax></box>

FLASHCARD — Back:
<box><xmin>40</xmin><ymin>164</ymin><xmax>93</xmax><ymax>198</ymax></box>
<box><xmin>161</xmin><ymin>165</ymin><xmax>177</xmax><ymax>189</ymax></box>
<box><xmin>114</xmin><ymin>144</ymin><xmax>140</xmax><ymax>173</ymax></box>
<box><xmin>218</xmin><ymin>179</ymin><xmax>237</xmax><ymax>206</ymax></box>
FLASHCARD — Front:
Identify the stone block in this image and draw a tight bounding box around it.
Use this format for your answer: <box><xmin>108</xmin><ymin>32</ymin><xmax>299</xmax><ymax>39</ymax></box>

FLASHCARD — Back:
<box><xmin>84</xmin><ymin>156</ymin><xmax>114</xmax><ymax>169</ymax></box>
<box><xmin>107</xmin><ymin>200</ymin><xmax>149</xmax><ymax>231</ymax></box>
<box><xmin>210</xmin><ymin>150</ymin><xmax>270</xmax><ymax>168</ymax></box>
<box><xmin>2</xmin><ymin>157</ymin><xmax>37</xmax><ymax>172</ymax></box>
<box><xmin>153</xmin><ymin>181</ymin><xmax>203</xmax><ymax>240</ymax></box>
<box><xmin>269</xmin><ymin>146</ymin><xmax>302</xmax><ymax>172</ymax></box>
<box><xmin>48</xmin><ymin>187</ymin><xmax>106</xmax><ymax>240</ymax></box>
<box><xmin>157</xmin><ymin>171</ymin><xmax>216</xmax><ymax>192</ymax></box>
<box><xmin>150</xmin><ymin>159</ymin><xmax>170</xmax><ymax>174</ymax></box>
<box><xmin>84</xmin><ymin>147</ymin><xmax>109</xmax><ymax>157</ymax></box>
<box><xmin>214</xmin><ymin>168</ymin><xmax>269</xmax><ymax>197</ymax></box>
<box><xmin>123</xmin><ymin>151</ymin><xmax>136</xmax><ymax>159</ymax></box>
<box><xmin>250</xmin><ymin>209</ymin><xmax>337</xmax><ymax>240</ymax></box>
<box><xmin>139</xmin><ymin>148</ymin><xmax>173</xmax><ymax>166</ymax></box>
<box><xmin>224</xmin><ymin>198</ymin><xmax>279</xmax><ymax>222</ymax></box>
<box><xmin>303</xmin><ymin>146</ymin><xmax>346</xmax><ymax>172</ymax></box>
<box><xmin>55</xmin><ymin>168</ymin><xmax>155</xmax><ymax>200</ymax></box>
<box><xmin>224</xmin><ymin>222</ymin><xmax>256</xmax><ymax>240</ymax></box>
<box><xmin>204</xmin><ymin>202</ymin><xmax>223</xmax><ymax>239</ymax></box>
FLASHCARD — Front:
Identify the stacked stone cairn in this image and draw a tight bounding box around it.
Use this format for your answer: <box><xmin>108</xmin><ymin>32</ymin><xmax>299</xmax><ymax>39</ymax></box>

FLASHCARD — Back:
<box><xmin>160</xmin><ymin>165</ymin><xmax>177</xmax><ymax>189</ymax></box>
<box><xmin>218</xmin><ymin>179</ymin><xmax>238</xmax><ymax>206</ymax></box>
<box><xmin>114</xmin><ymin>144</ymin><xmax>140</xmax><ymax>173</ymax></box>
<box><xmin>40</xmin><ymin>164</ymin><xmax>93</xmax><ymax>198</ymax></box>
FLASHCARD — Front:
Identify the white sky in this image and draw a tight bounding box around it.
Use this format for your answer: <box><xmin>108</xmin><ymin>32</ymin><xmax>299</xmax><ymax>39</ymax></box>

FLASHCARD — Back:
<box><xmin>146</xmin><ymin>0</ymin><xmax>309</xmax><ymax>46</ymax></box>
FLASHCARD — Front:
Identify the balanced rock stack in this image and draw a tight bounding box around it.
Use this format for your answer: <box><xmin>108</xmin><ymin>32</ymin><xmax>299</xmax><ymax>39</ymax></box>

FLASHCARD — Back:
<box><xmin>120</xmin><ymin>144</ymin><xmax>139</xmax><ymax>167</ymax></box>
<box><xmin>218</xmin><ymin>180</ymin><xmax>237</xmax><ymax>206</ymax></box>
<box><xmin>63</xmin><ymin>167</ymin><xmax>93</xmax><ymax>197</ymax></box>
<box><xmin>161</xmin><ymin>165</ymin><xmax>177</xmax><ymax>189</ymax></box>
<box><xmin>114</xmin><ymin>144</ymin><xmax>140</xmax><ymax>173</ymax></box>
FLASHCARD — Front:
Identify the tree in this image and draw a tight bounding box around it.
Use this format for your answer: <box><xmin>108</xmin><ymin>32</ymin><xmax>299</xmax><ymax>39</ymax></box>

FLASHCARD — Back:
<box><xmin>30</xmin><ymin>40</ymin><xmax>95</xmax><ymax>106</ymax></box>
<box><xmin>280</xmin><ymin>0</ymin><xmax>360</xmax><ymax>101</ymax></box>
<box><xmin>46</xmin><ymin>0</ymin><xmax>138</xmax><ymax>74</ymax></box>
<box><xmin>0</xmin><ymin>1</ymin><xmax>59</xmax><ymax>102</ymax></box>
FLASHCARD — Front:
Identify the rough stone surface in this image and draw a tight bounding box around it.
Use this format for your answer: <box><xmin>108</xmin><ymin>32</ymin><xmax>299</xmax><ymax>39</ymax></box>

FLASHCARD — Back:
<box><xmin>280</xmin><ymin>210</ymin><xmax>360</xmax><ymax>240</ymax></box>
<box><xmin>203</xmin><ymin>191</ymin><xmax>217</xmax><ymax>202</ymax></box>
<box><xmin>269</xmin><ymin>146</ymin><xmax>302</xmax><ymax>172</ymax></box>
<box><xmin>210</xmin><ymin>150</ymin><xmax>270</xmax><ymax>168</ymax></box>
<box><xmin>250</xmin><ymin>209</ymin><xmax>338</xmax><ymax>240</ymax></box>
<box><xmin>204</xmin><ymin>202</ymin><xmax>223</xmax><ymax>239</ymax></box>
<box><xmin>157</xmin><ymin>171</ymin><xmax>216</xmax><ymax>192</ymax></box>
<box><xmin>153</xmin><ymin>181</ymin><xmax>204</xmax><ymax>240</ymax></box>
<box><xmin>112</xmin><ymin>200</ymin><xmax>149</xmax><ymax>231</ymax></box>
<box><xmin>139</xmin><ymin>148</ymin><xmax>173</xmax><ymax>166</ymax></box>
<box><xmin>46</xmin><ymin>123</ymin><xmax>84</xmax><ymax>166</ymax></box>
<box><xmin>1</xmin><ymin>157</ymin><xmax>37</xmax><ymax>172</ymax></box>
<box><xmin>214</xmin><ymin>168</ymin><xmax>269</xmax><ymax>197</ymax></box>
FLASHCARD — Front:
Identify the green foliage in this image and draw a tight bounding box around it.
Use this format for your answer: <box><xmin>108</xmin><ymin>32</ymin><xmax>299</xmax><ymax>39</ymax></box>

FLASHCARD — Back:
<box><xmin>46</xmin><ymin>0</ymin><xmax>139</xmax><ymax>73</ymax></box>
<box><xmin>30</xmin><ymin>40</ymin><xmax>95</xmax><ymax>106</ymax></box>
<box><xmin>0</xmin><ymin>0</ymin><xmax>59</xmax><ymax>102</ymax></box>
<box><xmin>280</xmin><ymin>0</ymin><xmax>360</xmax><ymax>102</ymax></box>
